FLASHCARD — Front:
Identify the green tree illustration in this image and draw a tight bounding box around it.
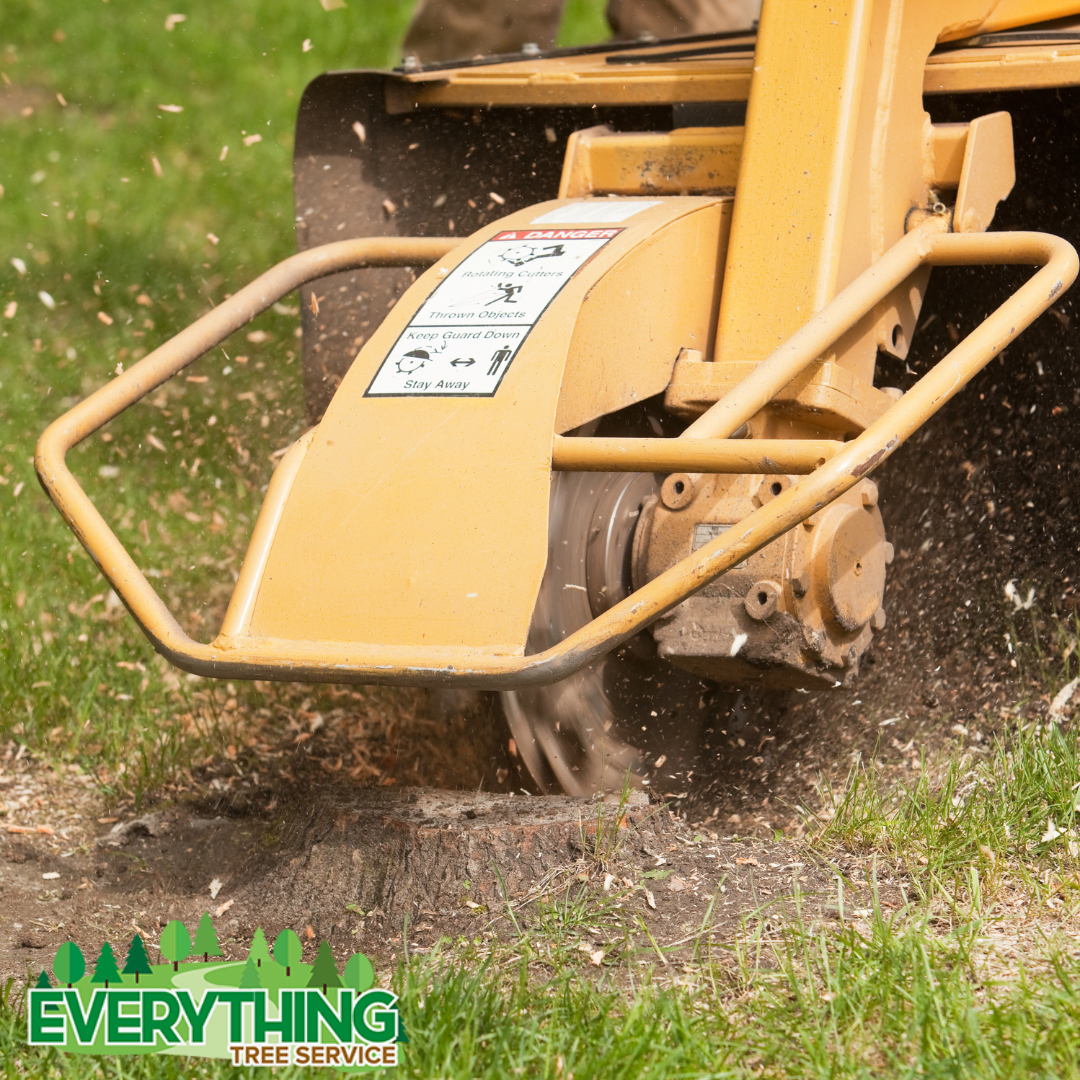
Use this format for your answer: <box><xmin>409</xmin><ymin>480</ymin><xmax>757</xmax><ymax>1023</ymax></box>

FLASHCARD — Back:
<box><xmin>248</xmin><ymin>927</ymin><xmax>271</xmax><ymax>968</ymax></box>
<box><xmin>36</xmin><ymin>969</ymin><xmax>60</xmax><ymax>1014</ymax></box>
<box><xmin>91</xmin><ymin>942</ymin><xmax>122</xmax><ymax>988</ymax></box>
<box><xmin>193</xmin><ymin>912</ymin><xmax>222</xmax><ymax>962</ymax></box>
<box><xmin>273</xmin><ymin>928</ymin><xmax>302</xmax><ymax>978</ymax></box>
<box><xmin>53</xmin><ymin>941</ymin><xmax>85</xmax><ymax>987</ymax></box>
<box><xmin>123</xmin><ymin>934</ymin><xmax>153</xmax><ymax>984</ymax></box>
<box><xmin>343</xmin><ymin>953</ymin><xmax>375</xmax><ymax>993</ymax></box>
<box><xmin>159</xmin><ymin>920</ymin><xmax>191</xmax><ymax>972</ymax></box>
<box><xmin>239</xmin><ymin>957</ymin><xmax>262</xmax><ymax>989</ymax></box>
<box><xmin>306</xmin><ymin>941</ymin><xmax>343</xmax><ymax>996</ymax></box>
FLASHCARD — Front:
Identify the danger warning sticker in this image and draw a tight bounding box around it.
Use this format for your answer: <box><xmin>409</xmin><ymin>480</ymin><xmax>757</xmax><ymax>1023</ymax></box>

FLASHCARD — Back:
<box><xmin>364</xmin><ymin>228</ymin><xmax>621</xmax><ymax>398</ymax></box>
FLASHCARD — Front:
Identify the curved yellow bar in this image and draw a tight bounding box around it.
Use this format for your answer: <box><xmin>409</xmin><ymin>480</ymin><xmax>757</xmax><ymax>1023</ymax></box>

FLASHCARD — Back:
<box><xmin>35</xmin><ymin>231</ymin><xmax>1077</xmax><ymax>687</ymax></box>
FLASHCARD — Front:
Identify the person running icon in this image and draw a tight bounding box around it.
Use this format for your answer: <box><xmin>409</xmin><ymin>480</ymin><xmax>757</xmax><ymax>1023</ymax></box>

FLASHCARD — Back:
<box><xmin>486</xmin><ymin>282</ymin><xmax>523</xmax><ymax>306</ymax></box>
<box><xmin>487</xmin><ymin>346</ymin><xmax>513</xmax><ymax>376</ymax></box>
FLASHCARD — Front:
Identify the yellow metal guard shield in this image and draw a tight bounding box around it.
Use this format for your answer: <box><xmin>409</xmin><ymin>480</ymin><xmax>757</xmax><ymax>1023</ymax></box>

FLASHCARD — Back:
<box><xmin>240</xmin><ymin>199</ymin><xmax>721</xmax><ymax>652</ymax></box>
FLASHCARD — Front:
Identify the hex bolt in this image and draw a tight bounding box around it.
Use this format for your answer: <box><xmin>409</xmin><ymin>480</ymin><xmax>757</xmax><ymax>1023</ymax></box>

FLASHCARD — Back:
<box><xmin>791</xmin><ymin>571</ymin><xmax>810</xmax><ymax>598</ymax></box>
<box><xmin>883</xmin><ymin>541</ymin><xmax>895</xmax><ymax>565</ymax></box>
<box><xmin>861</xmin><ymin>482</ymin><xmax>879</xmax><ymax>509</ymax></box>
<box><xmin>522</xmin><ymin>42</ymin><xmax>541</xmax><ymax>56</ymax></box>
<box><xmin>871</xmin><ymin>607</ymin><xmax>887</xmax><ymax>630</ymax></box>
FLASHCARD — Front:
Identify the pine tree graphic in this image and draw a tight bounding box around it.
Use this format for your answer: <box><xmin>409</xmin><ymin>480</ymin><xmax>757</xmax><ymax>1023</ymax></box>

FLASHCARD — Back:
<box><xmin>239</xmin><ymin>956</ymin><xmax>263</xmax><ymax>988</ymax></box>
<box><xmin>248</xmin><ymin>926</ymin><xmax>272</xmax><ymax>968</ymax></box>
<box><xmin>193</xmin><ymin>912</ymin><xmax>222</xmax><ymax>962</ymax></box>
<box><xmin>306</xmin><ymin>941</ymin><xmax>343</xmax><ymax>996</ymax></box>
<box><xmin>123</xmin><ymin>934</ymin><xmax>153</xmax><ymax>984</ymax></box>
<box><xmin>35</xmin><ymin>970</ymin><xmax>52</xmax><ymax>989</ymax></box>
<box><xmin>91</xmin><ymin>941</ymin><xmax>122</xmax><ymax>988</ymax></box>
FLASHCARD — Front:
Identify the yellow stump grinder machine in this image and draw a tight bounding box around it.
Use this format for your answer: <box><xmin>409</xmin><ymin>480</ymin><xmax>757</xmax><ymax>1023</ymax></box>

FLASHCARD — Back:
<box><xmin>36</xmin><ymin>1</ymin><xmax>1080</xmax><ymax>796</ymax></box>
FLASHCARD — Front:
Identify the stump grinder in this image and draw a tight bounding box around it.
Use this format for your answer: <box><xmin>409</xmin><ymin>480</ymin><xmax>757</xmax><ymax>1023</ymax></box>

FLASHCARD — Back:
<box><xmin>37</xmin><ymin>1</ymin><xmax>1080</xmax><ymax>795</ymax></box>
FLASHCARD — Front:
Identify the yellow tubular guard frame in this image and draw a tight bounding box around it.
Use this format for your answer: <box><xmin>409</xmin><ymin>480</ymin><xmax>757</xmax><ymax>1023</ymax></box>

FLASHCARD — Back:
<box><xmin>35</xmin><ymin>224</ymin><xmax>1078</xmax><ymax>687</ymax></box>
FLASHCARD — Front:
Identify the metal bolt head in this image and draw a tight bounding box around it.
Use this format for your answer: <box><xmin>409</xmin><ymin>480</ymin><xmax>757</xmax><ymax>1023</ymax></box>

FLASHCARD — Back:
<box><xmin>861</xmin><ymin>482</ymin><xmax>879</xmax><ymax>509</ymax></box>
<box><xmin>791</xmin><ymin>571</ymin><xmax>810</xmax><ymax>598</ymax></box>
<box><xmin>871</xmin><ymin>606</ymin><xmax>887</xmax><ymax>631</ymax></box>
<box><xmin>522</xmin><ymin>42</ymin><xmax>541</xmax><ymax>56</ymax></box>
<box><xmin>401</xmin><ymin>54</ymin><xmax>420</xmax><ymax>72</ymax></box>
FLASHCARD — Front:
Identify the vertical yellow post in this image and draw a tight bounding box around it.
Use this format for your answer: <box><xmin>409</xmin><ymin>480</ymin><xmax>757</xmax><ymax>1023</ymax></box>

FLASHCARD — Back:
<box><xmin>716</xmin><ymin>0</ymin><xmax>873</xmax><ymax>368</ymax></box>
<box><xmin>715</xmin><ymin>0</ymin><xmax>1000</xmax><ymax>385</ymax></box>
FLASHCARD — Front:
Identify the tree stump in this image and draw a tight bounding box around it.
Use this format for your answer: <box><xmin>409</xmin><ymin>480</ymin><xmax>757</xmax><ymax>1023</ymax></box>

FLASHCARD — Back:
<box><xmin>240</xmin><ymin>788</ymin><xmax>664</xmax><ymax>932</ymax></box>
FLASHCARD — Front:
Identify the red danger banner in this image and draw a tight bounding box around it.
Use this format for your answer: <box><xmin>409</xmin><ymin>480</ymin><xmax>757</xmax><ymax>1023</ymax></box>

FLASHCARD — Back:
<box><xmin>492</xmin><ymin>229</ymin><xmax>623</xmax><ymax>241</ymax></box>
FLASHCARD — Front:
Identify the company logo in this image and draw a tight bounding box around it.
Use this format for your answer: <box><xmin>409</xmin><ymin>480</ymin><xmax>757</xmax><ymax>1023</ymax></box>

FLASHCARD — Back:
<box><xmin>28</xmin><ymin>915</ymin><xmax>405</xmax><ymax>1068</ymax></box>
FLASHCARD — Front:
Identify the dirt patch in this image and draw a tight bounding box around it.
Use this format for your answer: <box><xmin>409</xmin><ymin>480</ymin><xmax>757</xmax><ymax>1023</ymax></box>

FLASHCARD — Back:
<box><xmin>0</xmin><ymin>754</ymin><xmax>900</xmax><ymax>983</ymax></box>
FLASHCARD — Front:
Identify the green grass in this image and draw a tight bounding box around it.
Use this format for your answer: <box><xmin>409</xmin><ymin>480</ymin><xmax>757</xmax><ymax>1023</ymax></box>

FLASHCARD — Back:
<box><xmin>814</xmin><ymin>719</ymin><xmax>1080</xmax><ymax>903</ymax></box>
<box><xmin>0</xmin><ymin>0</ymin><xmax>611</xmax><ymax>801</ymax></box>
<box><xmin>8</xmin><ymin>894</ymin><xmax>1080</xmax><ymax>1078</ymax></box>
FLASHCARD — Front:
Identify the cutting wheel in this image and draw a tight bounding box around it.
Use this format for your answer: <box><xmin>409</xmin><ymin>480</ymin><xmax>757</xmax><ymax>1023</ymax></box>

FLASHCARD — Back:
<box><xmin>501</xmin><ymin>405</ymin><xmax>735</xmax><ymax>797</ymax></box>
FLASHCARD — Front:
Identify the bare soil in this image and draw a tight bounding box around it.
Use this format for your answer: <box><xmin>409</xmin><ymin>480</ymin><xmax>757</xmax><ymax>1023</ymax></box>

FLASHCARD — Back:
<box><xmin>0</xmin><ymin>752</ymin><xmax>901</xmax><ymax>985</ymax></box>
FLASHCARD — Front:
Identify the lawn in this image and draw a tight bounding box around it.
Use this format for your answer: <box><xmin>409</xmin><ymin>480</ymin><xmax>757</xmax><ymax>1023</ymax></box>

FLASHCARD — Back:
<box><xmin>0</xmin><ymin>0</ymin><xmax>607</xmax><ymax>800</ymax></box>
<box><xmin>6</xmin><ymin>1</ymin><xmax>1080</xmax><ymax>1077</ymax></box>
